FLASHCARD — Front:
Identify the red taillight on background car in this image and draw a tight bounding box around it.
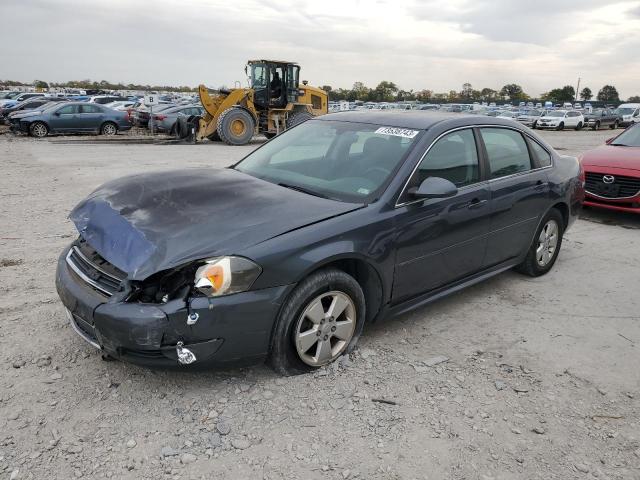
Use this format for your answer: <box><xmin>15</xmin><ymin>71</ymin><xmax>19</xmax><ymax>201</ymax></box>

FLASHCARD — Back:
<box><xmin>154</xmin><ymin>115</ymin><xmax>166</xmax><ymax>121</ymax></box>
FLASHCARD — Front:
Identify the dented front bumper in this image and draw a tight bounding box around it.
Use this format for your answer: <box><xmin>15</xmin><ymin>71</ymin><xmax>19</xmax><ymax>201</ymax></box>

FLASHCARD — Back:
<box><xmin>55</xmin><ymin>246</ymin><xmax>293</xmax><ymax>368</ymax></box>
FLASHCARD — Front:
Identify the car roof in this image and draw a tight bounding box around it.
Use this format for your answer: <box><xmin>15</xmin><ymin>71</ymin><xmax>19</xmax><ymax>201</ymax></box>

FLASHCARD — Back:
<box><xmin>315</xmin><ymin>110</ymin><xmax>527</xmax><ymax>130</ymax></box>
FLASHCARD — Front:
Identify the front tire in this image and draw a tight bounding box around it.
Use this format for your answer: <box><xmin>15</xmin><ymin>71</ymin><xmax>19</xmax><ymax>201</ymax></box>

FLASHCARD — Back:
<box><xmin>556</xmin><ymin>122</ymin><xmax>564</xmax><ymax>131</ymax></box>
<box><xmin>610</xmin><ymin>120</ymin><xmax>619</xmax><ymax>129</ymax></box>
<box><xmin>216</xmin><ymin>108</ymin><xmax>255</xmax><ymax>145</ymax></box>
<box><xmin>269</xmin><ymin>268</ymin><xmax>366</xmax><ymax>375</ymax></box>
<box><xmin>592</xmin><ymin>121</ymin><xmax>600</xmax><ymax>131</ymax></box>
<box><xmin>515</xmin><ymin>209</ymin><xmax>564</xmax><ymax>277</ymax></box>
<box><xmin>100</xmin><ymin>122</ymin><xmax>117</xmax><ymax>136</ymax></box>
<box><xmin>575</xmin><ymin>122</ymin><xmax>583</xmax><ymax>131</ymax></box>
<box><xmin>29</xmin><ymin>121</ymin><xmax>48</xmax><ymax>138</ymax></box>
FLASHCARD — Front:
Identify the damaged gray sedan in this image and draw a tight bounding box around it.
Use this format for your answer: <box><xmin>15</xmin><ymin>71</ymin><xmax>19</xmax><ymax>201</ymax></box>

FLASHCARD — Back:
<box><xmin>56</xmin><ymin>111</ymin><xmax>583</xmax><ymax>374</ymax></box>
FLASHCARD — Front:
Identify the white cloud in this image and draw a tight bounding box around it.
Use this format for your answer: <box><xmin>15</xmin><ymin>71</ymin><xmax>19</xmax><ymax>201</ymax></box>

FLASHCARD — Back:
<box><xmin>0</xmin><ymin>0</ymin><xmax>639</xmax><ymax>98</ymax></box>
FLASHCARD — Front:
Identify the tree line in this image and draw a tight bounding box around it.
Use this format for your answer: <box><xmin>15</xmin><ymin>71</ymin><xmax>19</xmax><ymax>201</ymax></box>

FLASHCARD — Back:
<box><xmin>3</xmin><ymin>78</ymin><xmax>639</xmax><ymax>104</ymax></box>
<box><xmin>321</xmin><ymin>81</ymin><xmax>639</xmax><ymax>104</ymax></box>
<box><xmin>0</xmin><ymin>79</ymin><xmax>197</xmax><ymax>93</ymax></box>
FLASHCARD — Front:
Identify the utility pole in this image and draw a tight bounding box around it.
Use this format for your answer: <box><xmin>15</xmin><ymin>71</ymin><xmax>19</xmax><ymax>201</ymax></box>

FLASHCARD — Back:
<box><xmin>575</xmin><ymin>77</ymin><xmax>581</xmax><ymax>102</ymax></box>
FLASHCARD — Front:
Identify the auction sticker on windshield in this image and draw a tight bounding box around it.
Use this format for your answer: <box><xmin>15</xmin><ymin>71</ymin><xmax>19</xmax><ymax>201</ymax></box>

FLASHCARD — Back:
<box><xmin>375</xmin><ymin>127</ymin><xmax>420</xmax><ymax>138</ymax></box>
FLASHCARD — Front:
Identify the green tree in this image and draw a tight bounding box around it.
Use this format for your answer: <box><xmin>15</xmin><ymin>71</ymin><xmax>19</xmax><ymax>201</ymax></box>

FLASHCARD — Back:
<box><xmin>416</xmin><ymin>89</ymin><xmax>433</xmax><ymax>102</ymax></box>
<box><xmin>580</xmin><ymin>87</ymin><xmax>592</xmax><ymax>101</ymax></box>
<box><xmin>460</xmin><ymin>82</ymin><xmax>473</xmax><ymax>99</ymax></box>
<box><xmin>351</xmin><ymin>81</ymin><xmax>370</xmax><ymax>101</ymax></box>
<box><xmin>320</xmin><ymin>85</ymin><xmax>332</xmax><ymax>93</ymax></box>
<box><xmin>542</xmin><ymin>85</ymin><xmax>575</xmax><ymax>103</ymax></box>
<box><xmin>33</xmin><ymin>80</ymin><xmax>49</xmax><ymax>89</ymax></box>
<box><xmin>597</xmin><ymin>85</ymin><xmax>620</xmax><ymax>102</ymax></box>
<box><xmin>500</xmin><ymin>84</ymin><xmax>527</xmax><ymax>101</ymax></box>
<box><xmin>628</xmin><ymin>95</ymin><xmax>640</xmax><ymax>102</ymax></box>
<box><xmin>372</xmin><ymin>81</ymin><xmax>398</xmax><ymax>102</ymax></box>
<box><xmin>480</xmin><ymin>88</ymin><xmax>498</xmax><ymax>101</ymax></box>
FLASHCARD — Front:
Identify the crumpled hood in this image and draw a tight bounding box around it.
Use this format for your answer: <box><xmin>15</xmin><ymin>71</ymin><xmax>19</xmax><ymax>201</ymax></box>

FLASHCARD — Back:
<box><xmin>581</xmin><ymin>145</ymin><xmax>640</xmax><ymax>171</ymax></box>
<box><xmin>70</xmin><ymin>168</ymin><xmax>363</xmax><ymax>280</ymax></box>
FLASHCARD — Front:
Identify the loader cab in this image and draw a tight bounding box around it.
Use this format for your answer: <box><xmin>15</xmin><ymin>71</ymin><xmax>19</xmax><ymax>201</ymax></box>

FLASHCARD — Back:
<box><xmin>248</xmin><ymin>60</ymin><xmax>300</xmax><ymax>109</ymax></box>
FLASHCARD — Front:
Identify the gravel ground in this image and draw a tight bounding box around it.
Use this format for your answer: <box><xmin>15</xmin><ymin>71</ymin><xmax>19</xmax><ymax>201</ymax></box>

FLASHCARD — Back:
<box><xmin>0</xmin><ymin>127</ymin><xmax>639</xmax><ymax>480</ymax></box>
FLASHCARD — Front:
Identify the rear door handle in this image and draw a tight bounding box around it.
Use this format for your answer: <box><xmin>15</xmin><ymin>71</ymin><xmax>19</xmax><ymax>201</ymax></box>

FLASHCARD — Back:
<box><xmin>534</xmin><ymin>181</ymin><xmax>548</xmax><ymax>192</ymax></box>
<box><xmin>468</xmin><ymin>198</ymin><xmax>488</xmax><ymax>210</ymax></box>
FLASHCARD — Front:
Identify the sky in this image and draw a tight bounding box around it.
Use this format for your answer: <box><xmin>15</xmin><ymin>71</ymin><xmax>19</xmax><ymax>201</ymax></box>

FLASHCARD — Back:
<box><xmin>1</xmin><ymin>0</ymin><xmax>640</xmax><ymax>98</ymax></box>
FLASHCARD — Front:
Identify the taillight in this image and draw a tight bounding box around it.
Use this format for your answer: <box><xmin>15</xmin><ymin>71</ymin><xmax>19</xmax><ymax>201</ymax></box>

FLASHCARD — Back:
<box><xmin>154</xmin><ymin>115</ymin><xmax>166</xmax><ymax>121</ymax></box>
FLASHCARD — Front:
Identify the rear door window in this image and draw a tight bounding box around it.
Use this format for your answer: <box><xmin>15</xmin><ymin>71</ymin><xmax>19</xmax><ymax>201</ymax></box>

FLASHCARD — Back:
<box><xmin>80</xmin><ymin>104</ymin><xmax>102</xmax><ymax>113</ymax></box>
<box><xmin>57</xmin><ymin>104</ymin><xmax>78</xmax><ymax>115</ymax></box>
<box><xmin>480</xmin><ymin>128</ymin><xmax>532</xmax><ymax>178</ymax></box>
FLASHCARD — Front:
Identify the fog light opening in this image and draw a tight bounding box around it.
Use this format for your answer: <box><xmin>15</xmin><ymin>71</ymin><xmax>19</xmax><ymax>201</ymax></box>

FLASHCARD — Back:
<box><xmin>176</xmin><ymin>341</ymin><xmax>197</xmax><ymax>365</ymax></box>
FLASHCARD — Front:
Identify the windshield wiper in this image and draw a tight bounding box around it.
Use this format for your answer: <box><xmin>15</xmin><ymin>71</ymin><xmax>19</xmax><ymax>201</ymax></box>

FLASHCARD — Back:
<box><xmin>610</xmin><ymin>143</ymin><xmax>629</xmax><ymax>147</ymax></box>
<box><xmin>278</xmin><ymin>182</ymin><xmax>330</xmax><ymax>199</ymax></box>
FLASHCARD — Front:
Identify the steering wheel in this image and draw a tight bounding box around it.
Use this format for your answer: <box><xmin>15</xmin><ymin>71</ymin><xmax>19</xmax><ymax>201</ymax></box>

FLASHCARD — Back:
<box><xmin>364</xmin><ymin>166</ymin><xmax>390</xmax><ymax>183</ymax></box>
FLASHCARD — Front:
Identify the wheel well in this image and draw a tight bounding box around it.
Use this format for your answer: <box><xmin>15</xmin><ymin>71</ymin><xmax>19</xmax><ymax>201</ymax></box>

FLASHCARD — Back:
<box><xmin>311</xmin><ymin>258</ymin><xmax>384</xmax><ymax>323</ymax></box>
<box><xmin>551</xmin><ymin>202</ymin><xmax>569</xmax><ymax>229</ymax></box>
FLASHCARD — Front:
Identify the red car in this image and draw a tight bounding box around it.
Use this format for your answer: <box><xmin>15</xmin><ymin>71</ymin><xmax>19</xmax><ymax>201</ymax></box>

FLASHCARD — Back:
<box><xmin>581</xmin><ymin>124</ymin><xmax>640</xmax><ymax>214</ymax></box>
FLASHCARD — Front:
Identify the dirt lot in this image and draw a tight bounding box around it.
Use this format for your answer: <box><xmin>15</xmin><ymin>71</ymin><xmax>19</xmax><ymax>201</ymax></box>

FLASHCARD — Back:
<box><xmin>1</xmin><ymin>128</ymin><xmax>639</xmax><ymax>480</ymax></box>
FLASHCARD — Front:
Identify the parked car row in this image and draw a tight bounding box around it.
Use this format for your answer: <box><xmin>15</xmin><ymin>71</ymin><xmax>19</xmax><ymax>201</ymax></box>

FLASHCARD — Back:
<box><xmin>1</xmin><ymin>89</ymin><xmax>205</xmax><ymax>137</ymax></box>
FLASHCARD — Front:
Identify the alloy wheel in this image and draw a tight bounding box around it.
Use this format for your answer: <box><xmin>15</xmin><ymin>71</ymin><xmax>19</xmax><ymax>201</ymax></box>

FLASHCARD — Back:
<box><xmin>536</xmin><ymin>220</ymin><xmax>559</xmax><ymax>267</ymax></box>
<box><xmin>31</xmin><ymin>123</ymin><xmax>47</xmax><ymax>137</ymax></box>
<box><xmin>294</xmin><ymin>291</ymin><xmax>356</xmax><ymax>367</ymax></box>
<box><xmin>102</xmin><ymin>123</ymin><xmax>117</xmax><ymax>135</ymax></box>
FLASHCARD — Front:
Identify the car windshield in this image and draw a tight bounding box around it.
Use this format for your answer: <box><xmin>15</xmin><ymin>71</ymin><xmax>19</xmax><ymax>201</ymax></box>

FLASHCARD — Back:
<box><xmin>235</xmin><ymin>120</ymin><xmax>421</xmax><ymax>202</ymax></box>
<box><xmin>610</xmin><ymin>125</ymin><xmax>640</xmax><ymax>147</ymax></box>
<box><xmin>546</xmin><ymin>111</ymin><xmax>566</xmax><ymax>117</ymax></box>
<box><xmin>592</xmin><ymin>109</ymin><xmax>604</xmax><ymax>115</ymax></box>
<box><xmin>616</xmin><ymin>108</ymin><xmax>635</xmax><ymax>115</ymax></box>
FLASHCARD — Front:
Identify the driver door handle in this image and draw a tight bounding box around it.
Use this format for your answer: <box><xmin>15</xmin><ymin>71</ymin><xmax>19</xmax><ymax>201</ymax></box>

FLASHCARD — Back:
<box><xmin>468</xmin><ymin>198</ymin><xmax>487</xmax><ymax>210</ymax></box>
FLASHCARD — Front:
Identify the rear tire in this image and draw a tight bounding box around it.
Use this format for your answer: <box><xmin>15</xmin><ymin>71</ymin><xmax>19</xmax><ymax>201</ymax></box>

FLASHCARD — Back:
<box><xmin>286</xmin><ymin>111</ymin><xmax>313</xmax><ymax>129</ymax></box>
<box><xmin>29</xmin><ymin>121</ymin><xmax>48</xmax><ymax>138</ymax></box>
<box><xmin>575</xmin><ymin>122</ymin><xmax>583</xmax><ymax>131</ymax></box>
<box><xmin>269</xmin><ymin>268</ymin><xmax>366</xmax><ymax>376</ymax></box>
<box><xmin>592</xmin><ymin>121</ymin><xmax>600</xmax><ymax>131</ymax></box>
<box><xmin>216</xmin><ymin>108</ymin><xmax>255</xmax><ymax>145</ymax></box>
<box><xmin>515</xmin><ymin>209</ymin><xmax>564</xmax><ymax>277</ymax></box>
<box><xmin>100</xmin><ymin>122</ymin><xmax>117</xmax><ymax>136</ymax></box>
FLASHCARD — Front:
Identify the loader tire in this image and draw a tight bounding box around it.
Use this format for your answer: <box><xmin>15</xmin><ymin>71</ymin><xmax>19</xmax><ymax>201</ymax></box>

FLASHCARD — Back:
<box><xmin>286</xmin><ymin>111</ymin><xmax>313</xmax><ymax>129</ymax></box>
<box><xmin>216</xmin><ymin>108</ymin><xmax>255</xmax><ymax>146</ymax></box>
<box><xmin>207</xmin><ymin>130</ymin><xmax>221</xmax><ymax>142</ymax></box>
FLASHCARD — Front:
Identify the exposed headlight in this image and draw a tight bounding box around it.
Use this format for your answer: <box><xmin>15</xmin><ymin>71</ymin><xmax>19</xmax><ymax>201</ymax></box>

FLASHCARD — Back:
<box><xmin>194</xmin><ymin>256</ymin><xmax>261</xmax><ymax>297</ymax></box>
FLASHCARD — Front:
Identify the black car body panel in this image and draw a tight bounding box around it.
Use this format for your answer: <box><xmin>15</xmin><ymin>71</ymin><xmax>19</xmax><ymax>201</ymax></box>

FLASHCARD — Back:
<box><xmin>56</xmin><ymin>112</ymin><xmax>584</xmax><ymax>368</ymax></box>
<box><xmin>70</xmin><ymin>168</ymin><xmax>364</xmax><ymax>280</ymax></box>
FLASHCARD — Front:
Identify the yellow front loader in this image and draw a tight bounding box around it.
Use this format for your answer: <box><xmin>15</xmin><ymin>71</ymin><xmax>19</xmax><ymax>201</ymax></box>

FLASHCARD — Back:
<box><xmin>186</xmin><ymin>60</ymin><xmax>328</xmax><ymax>145</ymax></box>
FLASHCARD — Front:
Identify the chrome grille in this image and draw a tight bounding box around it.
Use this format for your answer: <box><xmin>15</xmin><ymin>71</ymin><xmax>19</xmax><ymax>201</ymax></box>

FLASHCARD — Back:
<box><xmin>66</xmin><ymin>241</ymin><xmax>126</xmax><ymax>297</ymax></box>
<box><xmin>585</xmin><ymin>172</ymin><xmax>640</xmax><ymax>199</ymax></box>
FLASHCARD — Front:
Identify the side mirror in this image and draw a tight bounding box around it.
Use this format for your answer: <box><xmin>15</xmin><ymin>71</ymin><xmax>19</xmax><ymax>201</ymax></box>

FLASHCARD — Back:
<box><xmin>408</xmin><ymin>177</ymin><xmax>458</xmax><ymax>199</ymax></box>
<box><xmin>54</xmin><ymin>111</ymin><xmax>60</xmax><ymax>116</ymax></box>
<box><xmin>605</xmin><ymin>137</ymin><xmax>614</xmax><ymax>145</ymax></box>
